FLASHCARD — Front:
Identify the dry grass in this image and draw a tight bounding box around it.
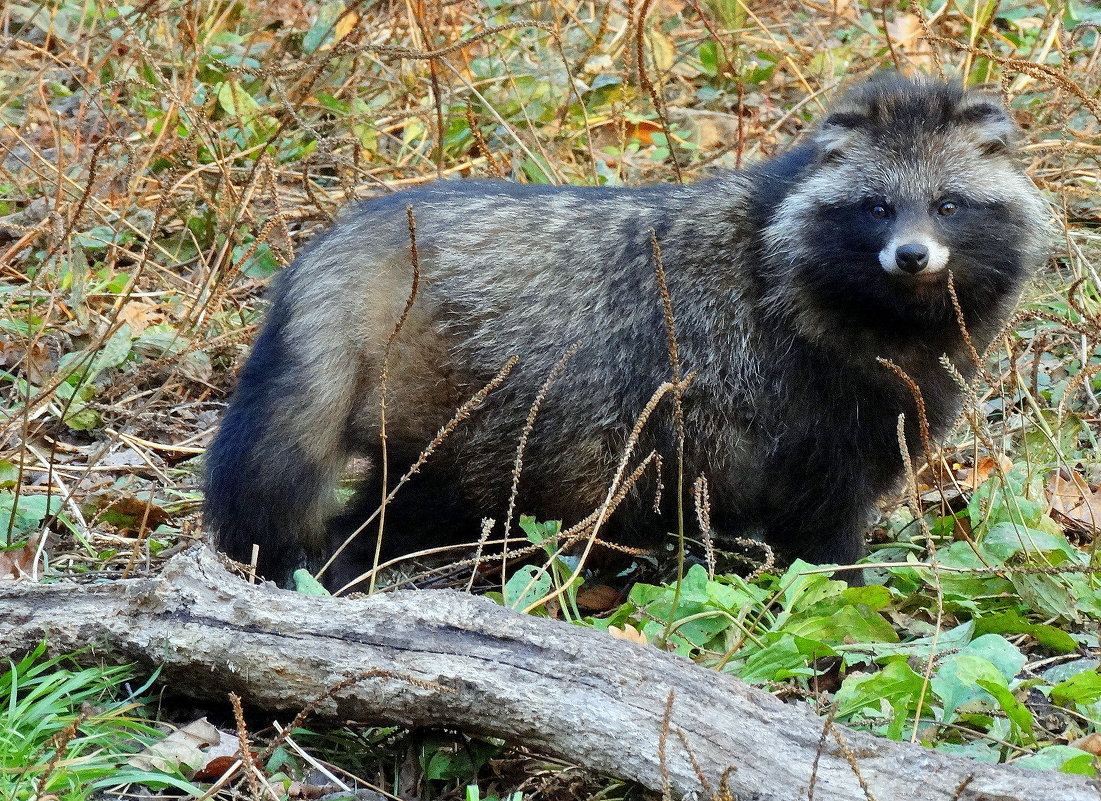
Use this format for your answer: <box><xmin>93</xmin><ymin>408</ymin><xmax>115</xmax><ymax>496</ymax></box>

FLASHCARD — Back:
<box><xmin>0</xmin><ymin>0</ymin><xmax>1097</xmax><ymax>588</ymax></box>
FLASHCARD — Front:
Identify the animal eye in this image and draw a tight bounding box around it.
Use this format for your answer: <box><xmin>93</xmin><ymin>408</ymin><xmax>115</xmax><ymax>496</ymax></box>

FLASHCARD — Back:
<box><xmin>937</xmin><ymin>200</ymin><xmax>958</xmax><ymax>216</ymax></box>
<box><xmin>870</xmin><ymin>204</ymin><xmax>890</xmax><ymax>219</ymax></box>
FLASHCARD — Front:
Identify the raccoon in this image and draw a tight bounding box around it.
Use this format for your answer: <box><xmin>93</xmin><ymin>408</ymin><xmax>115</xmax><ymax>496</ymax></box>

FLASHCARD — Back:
<box><xmin>205</xmin><ymin>75</ymin><xmax>1049</xmax><ymax>589</ymax></box>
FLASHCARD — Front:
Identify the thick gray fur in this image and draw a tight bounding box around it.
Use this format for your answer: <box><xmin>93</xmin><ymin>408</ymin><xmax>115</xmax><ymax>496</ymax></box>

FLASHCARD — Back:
<box><xmin>205</xmin><ymin>75</ymin><xmax>1050</xmax><ymax>588</ymax></box>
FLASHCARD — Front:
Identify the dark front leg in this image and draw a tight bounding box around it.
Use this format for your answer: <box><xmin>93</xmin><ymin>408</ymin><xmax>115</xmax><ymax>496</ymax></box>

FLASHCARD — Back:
<box><xmin>792</xmin><ymin>522</ymin><xmax>868</xmax><ymax>586</ymax></box>
<box><xmin>759</xmin><ymin>501</ymin><xmax>871</xmax><ymax>587</ymax></box>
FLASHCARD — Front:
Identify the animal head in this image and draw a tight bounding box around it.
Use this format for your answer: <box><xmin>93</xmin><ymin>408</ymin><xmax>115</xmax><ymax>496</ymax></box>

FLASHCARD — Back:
<box><xmin>762</xmin><ymin>75</ymin><xmax>1051</xmax><ymax>342</ymax></box>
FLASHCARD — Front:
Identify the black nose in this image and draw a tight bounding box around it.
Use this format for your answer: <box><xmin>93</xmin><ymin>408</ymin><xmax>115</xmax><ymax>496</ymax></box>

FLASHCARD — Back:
<box><xmin>895</xmin><ymin>243</ymin><xmax>929</xmax><ymax>274</ymax></box>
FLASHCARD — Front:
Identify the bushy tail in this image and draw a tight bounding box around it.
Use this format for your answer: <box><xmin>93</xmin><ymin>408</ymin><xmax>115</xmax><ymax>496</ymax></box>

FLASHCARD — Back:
<box><xmin>204</xmin><ymin>301</ymin><xmax>357</xmax><ymax>584</ymax></box>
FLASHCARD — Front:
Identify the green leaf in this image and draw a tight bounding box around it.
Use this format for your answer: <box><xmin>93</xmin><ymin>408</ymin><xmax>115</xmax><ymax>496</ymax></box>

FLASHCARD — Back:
<box><xmin>91</xmin><ymin>323</ymin><xmax>134</xmax><ymax>376</ymax></box>
<box><xmin>1051</xmin><ymin>670</ymin><xmax>1101</xmax><ymax>707</ymax></box>
<box><xmin>504</xmin><ymin>564</ymin><xmax>552</xmax><ymax>610</ymax></box>
<box><xmin>841</xmin><ymin>621</ymin><xmax>975</xmax><ymax>667</ymax></box>
<box><xmin>839</xmin><ymin>584</ymin><xmax>893</xmax><ymax>610</ymax></box>
<box><xmin>0</xmin><ymin>460</ymin><xmax>19</xmax><ymax>488</ymax></box>
<box><xmin>134</xmin><ymin>326</ymin><xmax>187</xmax><ymax>357</ymax></box>
<box><xmin>775</xmin><ymin>560</ymin><xmax>847</xmax><ymax>617</ymax></box>
<box><xmin>519</xmin><ymin>156</ymin><xmax>553</xmax><ymax>184</ymax></box>
<box><xmin>303</xmin><ymin>0</ymin><xmax>343</xmax><ymax>54</ymax></box>
<box><xmin>53</xmin><ymin>379</ymin><xmax>98</xmax><ymax>430</ymax></box>
<box><xmin>0</xmin><ymin>491</ymin><xmax>62</xmax><ymax>535</ymax></box>
<box><xmin>294</xmin><ymin>569</ymin><xmax>330</xmax><ymax>596</ymax></box>
<box><xmin>971</xmin><ymin>670</ymin><xmax>1034</xmax><ymax>740</ymax></box>
<box><xmin>932</xmin><ymin>635</ymin><xmax>1026</xmax><ymax>724</ymax></box>
<box><xmin>974</xmin><ymin>610</ymin><xmax>1078</xmax><ymax>653</ymax></box>
<box><xmin>217</xmin><ymin>79</ymin><xmax>261</xmax><ymax>118</ymax></box>
<box><xmin>698</xmin><ymin>41</ymin><xmax>719</xmax><ymax>76</ymax></box>
<box><xmin>783</xmin><ymin>604</ymin><xmax>899</xmax><ymax>646</ymax></box>
<box><xmin>967</xmin><ymin>469</ymin><xmax>1042</xmax><ymax>533</ymax></box>
<box><xmin>735</xmin><ymin>633</ymin><xmax>808</xmax><ymax>684</ymax></box>
<box><xmin>835</xmin><ymin>659</ymin><xmax>925</xmax><ymax>722</ymax></box>
<box><xmin>1011</xmin><ymin>745</ymin><xmax>1096</xmax><ymax>775</ymax></box>
<box><xmin>705</xmin><ymin>573</ymin><xmax>770</xmax><ymax>612</ymax></box>
<box><xmin>983</xmin><ymin>522</ymin><xmax>1078</xmax><ymax>561</ymax></box>
<box><xmin>423</xmin><ymin>749</ymin><xmax>464</xmax><ymax>782</ymax></box>
<box><xmin>1010</xmin><ymin>570</ymin><xmax>1080</xmax><ymax>622</ymax></box>
<box><xmin>668</xmin><ymin>611</ymin><xmax>736</xmax><ymax>651</ymax></box>
<box><xmin>91</xmin><ymin>770</ymin><xmax>204</xmax><ymax>793</ymax></box>
<box><xmin>63</xmin><ymin>406</ymin><xmax>101</xmax><ymax>431</ymax></box>
<box><xmin>519</xmin><ymin>516</ymin><xmax>561</xmax><ymax>546</ymax></box>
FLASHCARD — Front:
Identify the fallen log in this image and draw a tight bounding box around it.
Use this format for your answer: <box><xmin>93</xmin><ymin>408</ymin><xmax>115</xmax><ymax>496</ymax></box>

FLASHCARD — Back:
<box><xmin>2</xmin><ymin>548</ymin><xmax>1095</xmax><ymax>800</ymax></box>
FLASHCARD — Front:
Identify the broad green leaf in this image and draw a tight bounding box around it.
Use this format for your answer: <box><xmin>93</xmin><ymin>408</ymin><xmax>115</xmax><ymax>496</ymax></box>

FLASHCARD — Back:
<box><xmin>303</xmin><ymin>0</ymin><xmax>344</xmax><ymax>54</ymax></box>
<box><xmin>698</xmin><ymin>41</ymin><xmax>719</xmax><ymax>76</ymax></box>
<box><xmin>0</xmin><ymin>491</ymin><xmax>62</xmax><ymax>535</ymax></box>
<box><xmin>1010</xmin><ymin>571</ymin><xmax>1079</xmax><ymax>621</ymax></box>
<box><xmin>217</xmin><ymin>79</ymin><xmax>261</xmax><ymax>118</ymax></box>
<box><xmin>840</xmin><ymin>621</ymin><xmax>975</xmax><ymax>667</ymax></box>
<box><xmin>0</xmin><ymin>460</ymin><xmax>18</xmax><ymax>487</ymax></box>
<box><xmin>504</xmin><ymin>564</ymin><xmax>552</xmax><ymax>611</ymax></box>
<box><xmin>835</xmin><ymin>659</ymin><xmax>925</xmax><ymax>721</ymax></box>
<box><xmin>735</xmin><ymin>633</ymin><xmax>807</xmax><ymax>684</ymax></box>
<box><xmin>783</xmin><ymin>604</ymin><xmax>899</xmax><ymax>646</ymax></box>
<box><xmin>1012</xmin><ymin>745</ymin><xmax>1097</xmax><ymax>776</ymax></box>
<box><xmin>519</xmin><ymin>516</ymin><xmax>561</xmax><ymax>546</ymax></box>
<box><xmin>974</xmin><ymin>610</ymin><xmax>1078</xmax><ymax>653</ymax></box>
<box><xmin>932</xmin><ymin>635</ymin><xmax>1025</xmax><ymax>723</ymax></box>
<box><xmin>90</xmin><ymin>323</ymin><xmax>133</xmax><ymax>376</ymax></box>
<box><xmin>983</xmin><ymin>522</ymin><xmax>1079</xmax><ymax>561</ymax></box>
<box><xmin>1051</xmin><ymin>670</ymin><xmax>1101</xmax><ymax>707</ymax></box>
<box><xmin>971</xmin><ymin>671</ymin><xmax>1033</xmax><ymax>740</ymax></box>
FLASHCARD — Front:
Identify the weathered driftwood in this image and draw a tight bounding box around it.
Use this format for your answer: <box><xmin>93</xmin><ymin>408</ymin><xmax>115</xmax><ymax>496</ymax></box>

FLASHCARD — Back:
<box><xmin>2</xmin><ymin>548</ymin><xmax>1094</xmax><ymax>801</ymax></box>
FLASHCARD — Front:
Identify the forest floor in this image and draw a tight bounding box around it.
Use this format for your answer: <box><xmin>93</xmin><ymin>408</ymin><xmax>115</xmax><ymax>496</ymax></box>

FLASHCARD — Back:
<box><xmin>1</xmin><ymin>0</ymin><xmax>1100</xmax><ymax>798</ymax></box>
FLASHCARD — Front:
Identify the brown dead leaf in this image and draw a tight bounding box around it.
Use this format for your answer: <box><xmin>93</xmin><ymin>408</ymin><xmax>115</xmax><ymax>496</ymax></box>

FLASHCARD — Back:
<box><xmin>887</xmin><ymin>13</ymin><xmax>922</xmax><ymax>49</ymax></box>
<box><xmin>1047</xmin><ymin>472</ymin><xmax>1101</xmax><ymax>532</ymax></box>
<box><xmin>128</xmin><ymin>717</ymin><xmax>239</xmax><ymax>776</ymax></box>
<box><xmin>575</xmin><ymin>583</ymin><xmax>622</xmax><ymax>612</ymax></box>
<box><xmin>957</xmin><ymin>455</ymin><xmax>1014</xmax><ymax>491</ymax></box>
<box><xmin>627</xmin><ymin>119</ymin><xmax>663</xmax><ymax>145</ymax></box>
<box><xmin>287</xmin><ymin>781</ymin><xmax>341</xmax><ymax>799</ymax></box>
<box><xmin>193</xmin><ymin>753</ymin><xmax>241</xmax><ymax>781</ymax></box>
<box><xmin>0</xmin><ymin>336</ymin><xmax>54</xmax><ymax>383</ymax></box>
<box><xmin>1070</xmin><ymin>733</ymin><xmax>1101</xmax><ymax>756</ymax></box>
<box><xmin>657</xmin><ymin>0</ymin><xmax>688</xmax><ymax>15</ymax></box>
<box><xmin>645</xmin><ymin>23</ymin><xmax>676</xmax><ymax>72</ymax></box>
<box><xmin>589</xmin><ymin>117</ymin><xmax>666</xmax><ymax>146</ymax></box>
<box><xmin>0</xmin><ymin>533</ymin><xmax>45</xmax><ymax>581</ymax></box>
<box><xmin>671</xmin><ymin>109</ymin><xmax>742</xmax><ymax>152</ymax></box>
<box><xmin>887</xmin><ymin>12</ymin><xmax>935</xmax><ymax>71</ymax></box>
<box><xmin>116</xmin><ymin>301</ymin><xmax>163</xmax><ymax>336</ymax></box>
<box><xmin>608</xmin><ymin>624</ymin><xmax>648</xmax><ymax>645</ymax></box>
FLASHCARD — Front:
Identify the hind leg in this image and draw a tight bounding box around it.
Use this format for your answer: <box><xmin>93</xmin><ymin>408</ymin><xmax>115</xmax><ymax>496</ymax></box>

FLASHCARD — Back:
<box><xmin>205</xmin><ymin>307</ymin><xmax>357</xmax><ymax>586</ymax></box>
<box><xmin>322</xmin><ymin>461</ymin><xmax>481</xmax><ymax>592</ymax></box>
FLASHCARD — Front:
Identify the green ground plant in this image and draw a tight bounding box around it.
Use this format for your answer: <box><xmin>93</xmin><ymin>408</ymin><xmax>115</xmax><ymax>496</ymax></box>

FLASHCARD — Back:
<box><xmin>0</xmin><ymin>0</ymin><xmax>1098</xmax><ymax>797</ymax></box>
<box><xmin>0</xmin><ymin>644</ymin><xmax>198</xmax><ymax>798</ymax></box>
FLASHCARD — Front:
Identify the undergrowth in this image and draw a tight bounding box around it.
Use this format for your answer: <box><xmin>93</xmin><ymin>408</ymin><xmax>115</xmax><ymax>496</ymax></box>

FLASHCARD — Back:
<box><xmin>0</xmin><ymin>644</ymin><xmax>199</xmax><ymax>798</ymax></box>
<box><xmin>0</xmin><ymin>0</ymin><xmax>1099</xmax><ymax>797</ymax></box>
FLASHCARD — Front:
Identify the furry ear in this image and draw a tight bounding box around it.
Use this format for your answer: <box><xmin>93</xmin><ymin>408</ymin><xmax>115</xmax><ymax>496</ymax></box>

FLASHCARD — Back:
<box><xmin>956</xmin><ymin>88</ymin><xmax>1018</xmax><ymax>154</ymax></box>
<box><xmin>813</xmin><ymin>112</ymin><xmax>866</xmax><ymax>159</ymax></box>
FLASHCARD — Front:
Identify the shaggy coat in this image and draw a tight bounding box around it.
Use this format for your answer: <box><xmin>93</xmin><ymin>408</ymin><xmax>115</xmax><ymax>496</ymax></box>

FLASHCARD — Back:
<box><xmin>205</xmin><ymin>76</ymin><xmax>1050</xmax><ymax>588</ymax></box>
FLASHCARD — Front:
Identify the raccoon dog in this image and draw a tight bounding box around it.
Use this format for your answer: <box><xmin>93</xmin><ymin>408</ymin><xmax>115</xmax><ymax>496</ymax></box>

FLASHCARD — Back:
<box><xmin>205</xmin><ymin>75</ymin><xmax>1049</xmax><ymax>589</ymax></box>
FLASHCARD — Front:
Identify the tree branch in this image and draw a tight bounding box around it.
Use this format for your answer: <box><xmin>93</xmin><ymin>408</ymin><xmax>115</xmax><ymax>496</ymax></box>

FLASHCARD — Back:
<box><xmin>2</xmin><ymin>549</ymin><xmax>1094</xmax><ymax>801</ymax></box>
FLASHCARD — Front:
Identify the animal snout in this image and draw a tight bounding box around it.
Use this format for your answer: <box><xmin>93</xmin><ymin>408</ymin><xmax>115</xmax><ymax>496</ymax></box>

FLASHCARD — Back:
<box><xmin>894</xmin><ymin>242</ymin><xmax>930</xmax><ymax>273</ymax></box>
